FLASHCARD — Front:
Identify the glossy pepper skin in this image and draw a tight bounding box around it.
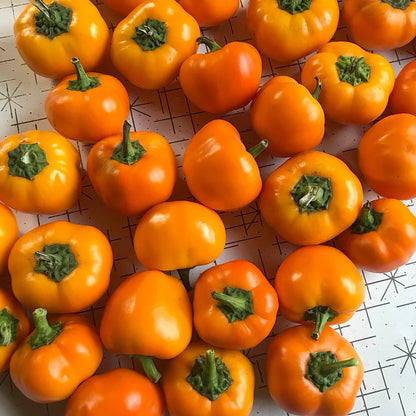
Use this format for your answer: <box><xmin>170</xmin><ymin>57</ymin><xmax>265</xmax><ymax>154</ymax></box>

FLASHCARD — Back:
<box><xmin>193</xmin><ymin>260</ymin><xmax>278</xmax><ymax>350</ymax></box>
<box><xmin>44</xmin><ymin>57</ymin><xmax>129</xmax><ymax>142</ymax></box>
<box><xmin>10</xmin><ymin>308</ymin><xmax>103</xmax><ymax>403</ymax></box>
<box><xmin>0</xmin><ymin>130</ymin><xmax>81</xmax><ymax>214</ymax></box>
<box><xmin>99</xmin><ymin>270</ymin><xmax>192</xmax><ymax>381</ymax></box>
<box><xmin>389</xmin><ymin>59</ymin><xmax>416</xmax><ymax>116</ymax></box>
<box><xmin>133</xmin><ymin>201</ymin><xmax>226</xmax><ymax>289</ymax></box>
<box><xmin>179</xmin><ymin>37</ymin><xmax>262</xmax><ymax>114</ymax></box>
<box><xmin>14</xmin><ymin>0</ymin><xmax>110</xmax><ymax>79</ymax></box>
<box><xmin>336</xmin><ymin>198</ymin><xmax>416</xmax><ymax>273</ymax></box>
<box><xmin>8</xmin><ymin>220</ymin><xmax>113</xmax><ymax>313</ymax></box>
<box><xmin>358</xmin><ymin>113</ymin><xmax>416</xmax><ymax>200</ymax></box>
<box><xmin>301</xmin><ymin>41</ymin><xmax>395</xmax><ymax>124</ymax></box>
<box><xmin>275</xmin><ymin>245</ymin><xmax>365</xmax><ymax>340</ymax></box>
<box><xmin>87</xmin><ymin>121</ymin><xmax>177</xmax><ymax>217</ymax></box>
<box><xmin>182</xmin><ymin>119</ymin><xmax>265</xmax><ymax>212</ymax></box>
<box><xmin>162</xmin><ymin>341</ymin><xmax>255</xmax><ymax>416</ymax></box>
<box><xmin>342</xmin><ymin>0</ymin><xmax>416</xmax><ymax>51</ymax></box>
<box><xmin>0</xmin><ymin>286</ymin><xmax>30</xmax><ymax>373</ymax></box>
<box><xmin>0</xmin><ymin>203</ymin><xmax>18</xmax><ymax>275</ymax></box>
<box><xmin>250</xmin><ymin>75</ymin><xmax>325</xmax><ymax>157</ymax></box>
<box><xmin>178</xmin><ymin>0</ymin><xmax>239</xmax><ymax>27</ymax></box>
<box><xmin>266</xmin><ymin>324</ymin><xmax>363</xmax><ymax>416</ymax></box>
<box><xmin>246</xmin><ymin>0</ymin><xmax>339</xmax><ymax>63</ymax></box>
<box><xmin>258</xmin><ymin>150</ymin><xmax>363</xmax><ymax>246</ymax></box>
<box><xmin>65</xmin><ymin>368</ymin><xmax>166</xmax><ymax>416</ymax></box>
<box><xmin>111</xmin><ymin>0</ymin><xmax>200</xmax><ymax>90</ymax></box>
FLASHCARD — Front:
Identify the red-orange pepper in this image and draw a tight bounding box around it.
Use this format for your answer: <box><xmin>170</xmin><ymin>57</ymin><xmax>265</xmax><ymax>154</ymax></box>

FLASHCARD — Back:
<box><xmin>179</xmin><ymin>37</ymin><xmax>262</xmax><ymax>114</ymax></box>
<box><xmin>389</xmin><ymin>59</ymin><xmax>416</xmax><ymax>116</ymax></box>
<box><xmin>193</xmin><ymin>260</ymin><xmax>279</xmax><ymax>350</ymax></box>
<box><xmin>266</xmin><ymin>324</ymin><xmax>364</xmax><ymax>416</ymax></box>
<box><xmin>336</xmin><ymin>198</ymin><xmax>416</xmax><ymax>273</ymax></box>
<box><xmin>182</xmin><ymin>119</ymin><xmax>266</xmax><ymax>211</ymax></box>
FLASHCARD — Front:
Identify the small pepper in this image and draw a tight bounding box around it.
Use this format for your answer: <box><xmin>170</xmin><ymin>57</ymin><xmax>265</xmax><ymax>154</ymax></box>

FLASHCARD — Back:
<box><xmin>9</xmin><ymin>308</ymin><xmax>103</xmax><ymax>403</ymax></box>
<box><xmin>266</xmin><ymin>324</ymin><xmax>364</xmax><ymax>416</ymax></box>
<box><xmin>274</xmin><ymin>245</ymin><xmax>365</xmax><ymax>340</ymax></box>
<box><xmin>193</xmin><ymin>260</ymin><xmax>279</xmax><ymax>350</ymax></box>
<box><xmin>161</xmin><ymin>342</ymin><xmax>255</xmax><ymax>416</ymax></box>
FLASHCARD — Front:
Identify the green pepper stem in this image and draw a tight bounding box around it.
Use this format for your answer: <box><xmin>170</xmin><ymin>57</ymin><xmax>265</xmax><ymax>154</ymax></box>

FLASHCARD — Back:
<box><xmin>177</xmin><ymin>268</ymin><xmax>192</xmax><ymax>292</ymax></box>
<box><xmin>0</xmin><ymin>309</ymin><xmax>19</xmax><ymax>346</ymax></box>
<box><xmin>205</xmin><ymin>350</ymin><xmax>218</xmax><ymax>396</ymax></box>
<box><xmin>27</xmin><ymin>308</ymin><xmax>62</xmax><ymax>350</ymax></box>
<box><xmin>197</xmin><ymin>36</ymin><xmax>222</xmax><ymax>52</ymax></box>
<box><xmin>304</xmin><ymin>306</ymin><xmax>339</xmax><ymax>341</ymax></box>
<box><xmin>311</xmin><ymin>77</ymin><xmax>322</xmax><ymax>100</ymax></box>
<box><xmin>135</xmin><ymin>355</ymin><xmax>161</xmax><ymax>383</ymax></box>
<box><xmin>320</xmin><ymin>358</ymin><xmax>359</xmax><ymax>375</ymax></box>
<box><xmin>247</xmin><ymin>139</ymin><xmax>268</xmax><ymax>158</ymax></box>
<box><xmin>33</xmin><ymin>0</ymin><xmax>55</xmax><ymax>23</ymax></box>
<box><xmin>351</xmin><ymin>201</ymin><xmax>383</xmax><ymax>234</ymax></box>
<box><xmin>67</xmin><ymin>57</ymin><xmax>100</xmax><ymax>92</ymax></box>
<box><xmin>212</xmin><ymin>291</ymin><xmax>246</xmax><ymax>311</ymax></box>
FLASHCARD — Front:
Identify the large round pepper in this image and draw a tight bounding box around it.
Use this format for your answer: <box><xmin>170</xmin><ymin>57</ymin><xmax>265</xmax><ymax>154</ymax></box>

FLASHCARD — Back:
<box><xmin>14</xmin><ymin>0</ymin><xmax>110</xmax><ymax>78</ymax></box>
<box><xmin>9</xmin><ymin>308</ymin><xmax>103</xmax><ymax>403</ymax></box>
<box><xmin>301</xmin><ymin>41</ymin><xmax>395</xmax><ymax>124</ymax></box>
<box><xmin>389</xmin><ymin>59</ymin><xmax>416</xmax><ymax>116</ymax></box>
<box><xmin>0</xmin><ymin>130</ymin><xmax>81</xmax><ymax>214</ymax></box>
<box><xmin>258</xmin><ymin>150</ymin><xmax>363</xmax><ymax>246</ymax></box>
<box><xmin>179</xmin><ymin>37</ymin><xmax>262</xmax><ymax>114</ymax></box>
<box><xmin>342</xmin><ymin>0</ymin><xmax>416</xmax><ymax>51</ymax></box>
<box><xmin>65</xmin><ymin>368</ymin><xmax>166</xmax><ymax>416</ymax></box>
<box><xmin>44</xmin><ymin>57</ymin><xmax>130</xmax><ymax>142</ymax></box>
<box><xmin>8</xmin><ymin>220</ymin><xmax>113</xmax><ymax>313</ymax></box>
<box><xmin>336</xmin><ymin>198</ymin><xmax>416</xmax><ymax>273</ymax></box>
<box><xmin>87</xmin><ymin>121</ymin><xmax>177</xmax><ymax>216</ymax></box>
<box><xmin>274</xmin><ymin>245</ymin><xmax>365</xmax><ymax>340</ymax></box>
<box><xmin>193</xmin><ymin>260</ymin><xmax>278</xmax><ymax>350</ymax></box>
<box><xmin>266</xmin><ymin>324</ymin><xmax>363</xmax><ymax>416</ymax></box>
<box><xmin>111</xmin><ymin>0</ymin><xmax>200</xmax><ymax>90</ymax></box>
<box><xmin>0</xmin><ymin>286</ymin><xmax>30</xmax><ymax>373</ymax></box>
<box><xmin>178</xmin><ymin>0</ymin><xmax>239</xmax><ymax>27</ymax></box>
<box><xmin>0</xmin><ymin>203</ymin><xmax>18</xmax><ymax>275</ymax></box>
<box><xmin>133</xmin><ymin>200</ymin><xmax>226</xmax><ymax>290</ymax></box>
<box><xmin>250</xmin><ymin>75</ymin><xmax>325</xmax><ymax>157</ymax></box>
<box><xmin>182</xmin><ymin>119</ymin><xmax>266</xmax><ymax>211</ymax></box>
<box><xmin>161</xmin><ymin>341</ymin><xmax>255</xmax><ymax>416</ymax></box>
<box><xmin>357</xmin><ymin>113</ymin><xmax>416</xmax><ymax>200</ymax></box>
<box><xmin>99</xmin><ymin>270</ymin><xmax>193</xmax><ymax>382</ymax></box>
<box><xmin>246</xmin><ymin>0</ymin><xmax>339</xmax><ymax>63</ymax></box>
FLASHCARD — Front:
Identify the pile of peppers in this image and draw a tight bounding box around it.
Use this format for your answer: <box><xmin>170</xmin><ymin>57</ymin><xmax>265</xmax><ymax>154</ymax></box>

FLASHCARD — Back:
<box><xmin>1</xmin><ymin>0</ymin><xmax>416</xmax><ymax>415</ymax></box>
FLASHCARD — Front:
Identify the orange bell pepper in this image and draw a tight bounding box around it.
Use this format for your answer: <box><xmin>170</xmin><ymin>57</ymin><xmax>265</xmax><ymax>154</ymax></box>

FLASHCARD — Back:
<box><xmin>275</xmin><ymin>245</ymin><xmax>365</xmax><ymax>340</ymax></box>
<box><xmin>44</xmin><ymin>57</ymin><xmax>129</xmax><ymax>142</ymax></box>
<box><xmin>0</xmin><ymin>203</ymin><xmax>18</xmax><ymax>275</ymax></box>
<box><xmin>0</xmin><ymin>130</ymin><xmax>81</xmax><ymax>214</ymax></box>
<box><xmin>336</xmin><ymin>198</ymin><xmax>416</xmax><ymax>273</ymax></box>
<box><xmin>301</xmin><ymin>41</ymin><xmax>395</xmax><ymax>124</ymax></box>
<box><xmin>161</xmin><ymin>341</ymin><xmax>255</xmax><ymax>416</ymax></box>
<box><xmin>266</xmin><ymin>324</ymin><xmax>363</xmax><ymax>416</ymax></box>
<box><xmin>358</xmin><ymin>113</ymin><xmax>416</xmax><ymax>200</ymax></box>
<box><xmin>99</xmin><ymin>270</ymin><xmax>193</xmax><ymax>382</ymax></box>
<box><xmin>389</xmin><ymin>59</ymin><xmax>416</xmax><ymax>116</ymax></box>
<box><xmin>178</xmin><ymin>0</ymin><xmax>239</xmax><ymax>27</ymax></box>
<box><xmin>9</xmin><ymin>308</ymin><xmax>103</xmax><ymax>403</ymax></box>
<box><xmin>179</xmin><ymin>37</ymin><xmax>262</xmax><ymax>114</ymax></box>
<box><xmin>8</xmin><ymin>220</ymin><xmax>113</xmax><ymax>313</ymax></box>
<box><xmin>64</xmin><ymin>368</ymin><xmax>166</xmax><ymax>416</ymax></box>
<box><xmin>258</xmin><ymin>150</ymin><xmax>363</xmax><ymax>246</ymax></box>
<box><xmin>182</xmin><ymin>119</ymin><xmax>266</xmax><ymax>211</ymax></box>
<box><xmin>342</xmin><ymin>0</ymin><xmax>416</xmax><ymax>51</ymax></box>
<box><xmin>250</xmin><ymin>75</ymin><xmax>325</xmax><ymax>157</ymax></box>
<box><xmin>133</xmin><ymin>201</ymin><xmax>226</xmax><ymax>290</ymax></box>
<box><xmin>14</xmin><ymin>0</ymin><xmax>110</xmax><ymax>78</ymax></box>
<box><xmin>0</xmin><ymin>286</ymin><xmax>30</xmax><ymax>373</ymax></box>
<box><xmin>246</xmin><ymin>0</ymin><xmax>339</xmax><ymax>63</ymax></box>
<box><xmin>193</xmin><ymin>260</ymin><xmax>278</xmax><ymax>350</ymax></box>
<box><xmin>111</xmin><ymin>0</ymin><xmax>200</xmax><ymax>90</ymax></box>
<box><xmin>87</xmin><ymin>121</ymin><xmax>177</xmax><ymax>216</ymax></box>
